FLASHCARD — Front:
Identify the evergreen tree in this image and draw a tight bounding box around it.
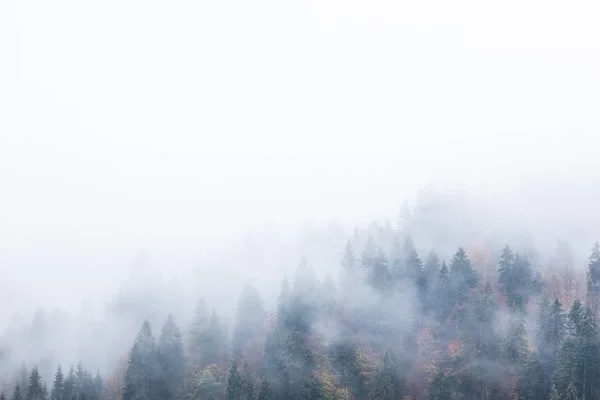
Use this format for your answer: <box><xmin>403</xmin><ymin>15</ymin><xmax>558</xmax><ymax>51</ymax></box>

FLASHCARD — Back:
<box><xmin>569</xmin><ymin>299</ymin><xmax>583</xmax><ymax>337</ymax></box>
<box><xmin>10</xmin><ymin>385</ymin><xmax>22</xmax><ymax>400</ymax></box>
<box><xmin>435</xmin><ymin>261</ymin><xmax>453</xmax><ymax>322</ymax></box>
<box><xmin>226</xmin><ymin>359</ymin><xmax>243</xmax><ymax>400</ymax></box>
<box><xmin>62</xmin><ymin>367</ymin><xmax>75</xmax><ymax>400</ymax></box>
<box><xmin>587</xmin><ymin>242</ymin><xmax>600</xmax><ymax>295</ymax></box>
<box><xmin>26</xmin><ymin>367</ymin><xmax>45</xmax><ymax>400</ymax></box>
<box><xmin>0</xmin><ymin>392</ymin><xmax>6</xmax><ymax>400</ymax></box>
<box><xmin>123</xmin><ymin>320</ymin><xmax>160</xmax><ymax>400</ymax></box>
<box><xmin>368</xmin><ymin>247</ymin><xmax>392</xmax><ymax>292</ymax></box>
<box><xmin>51</xmin><ymin>365</ymin><xmax>64</xmax><ymax>400</ymax></box>
<box><xmin>449</xmin><ymin>247</ymin><xmax>479</xmax><ymax>301</ymax></box>
<box><xmin>157</xmin><ymin>314</ymin><xmax>184</xmax><ymax>400</ymax></box>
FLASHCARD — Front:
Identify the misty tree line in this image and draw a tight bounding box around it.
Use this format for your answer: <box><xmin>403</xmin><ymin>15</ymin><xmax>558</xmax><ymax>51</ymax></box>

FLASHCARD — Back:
<box><xmin>109</xmin><ymin>238</ymin><xmax>600</xmax><ymax>400</ymax></box>
<box><xmin>3</xmin><ymin>196</ymin><xmax>600</xmax><ymax>400</ymax></box>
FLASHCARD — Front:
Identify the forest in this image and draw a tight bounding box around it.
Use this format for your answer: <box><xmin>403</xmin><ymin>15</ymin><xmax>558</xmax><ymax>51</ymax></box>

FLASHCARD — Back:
<box><xmin>2</xmin><ymin>194</ymin><xmax>600</xmax><ymax>400</ymax></box>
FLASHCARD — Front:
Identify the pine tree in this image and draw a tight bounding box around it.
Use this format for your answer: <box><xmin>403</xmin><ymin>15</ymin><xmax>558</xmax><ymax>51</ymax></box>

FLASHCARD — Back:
<box><xmin>226</xmin><ymin>359</ymin><xmax>243</xmax><ymax>400</ymax></box>
<box><xmin>449</xmin><ymin>247</ymin><xmax>479</xmax><ymax>300</ymax></box>
<box><xmin>26</xmin><ymin>367</ymin><xmax>45</xmax><ymax>400</ymax></box>
<box><xmin>569</xmin><ymin>299</ymin><xmax>584</xmax><ymax>337</ymax></box>
<box><xmin>0</xmin><ymin>392</ymin><xmax>6</xmax><ymax>400</ymax></box>
<box><xmin>498</xmin><ymin>245</ymin><xmax>515</xmax><ymax>294</ymax></box>
<box><xmin>10</xmin><ymin>384</ymin><xmax>22</xmax><ymax>400</ymax></box>
<box><xmin>587</xmin><ymin>242</ymin><xmax>600</xmax><ymax>295</ymax></box>
<box><xmin>51</xmin><ymin>365</ymin><xmax>64</xmax><ymax>400</ymax></box>
<box><xmin>435</xmin><ymin>261</ymin><xmax>453</xmax><ymax>322</ymax></box>
<box><xmin>157</xmin><ymin>314</ymin><xmax>185</xmax><ymax>400</ymax></box>
<box><xmin>62</xmin><ymin>367</ymin><xmax>75</xmax><ymax>400</ymax></box>
<box><xmin>368</xmin><ymin>246</ymin><xmax>392</xmax><ymax>292</ymax></box>
<box><xmin>123</xmin><ymin>320</ymin><xmax>160</xmax><ymax>400</ymax></box>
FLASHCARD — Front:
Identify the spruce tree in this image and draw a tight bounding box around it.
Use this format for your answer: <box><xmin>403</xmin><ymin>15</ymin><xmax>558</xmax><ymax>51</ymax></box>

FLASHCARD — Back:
<box><xmin>26</xmin><ymin>367</ymin><xmax>45</xmax><ymax>400</ymax></box>
<box><xmin>587</xmin><ymin>242</ymin><xmax>600</xmax><ymax>295</ymax></box>
<box><xmin>10</xmin><ymin>384</ymin><xmax>22</xmax><ymax>400</ymax></box>
<box><xmin>226</xmin><ymin>359</ymin><xmax>243</xmax><ymax>400</ymax></box>
<box><xmin>449</xmin><ymin>247</ymin><xmax>479</xmax><ymax>300</ymax></box>
<box><xmin>50</xmin><ymin>365</ymin><xmax>64</xmax><ymax>400</ymax></box>
<box><xmin>0</xmin><ymin>392</ymin><xmax>6</xmax><ymax>400</ymax></box>
<box><xmin>123</xmin><ymin>320</ymin><xmax>160</xmax><ymax>400</ymax></box>
<box><xmin>157</xmin><ymin>314</ymin><xmax>184</xmax><ymax>400</ymax></box>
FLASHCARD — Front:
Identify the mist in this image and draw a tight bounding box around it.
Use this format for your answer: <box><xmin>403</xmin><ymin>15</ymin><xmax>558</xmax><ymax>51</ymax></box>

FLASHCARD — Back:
<box><xmin>1</xmin><ymin>0</ymin><xmax>600</xmax><ymax>399</ymax></box>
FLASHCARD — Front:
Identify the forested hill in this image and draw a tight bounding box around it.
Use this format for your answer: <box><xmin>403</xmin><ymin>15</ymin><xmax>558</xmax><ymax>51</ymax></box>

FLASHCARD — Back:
<box><xmin>3</xmin><ymin>236</ymin><xmax>600</xmax><ymax>400</ymax></box>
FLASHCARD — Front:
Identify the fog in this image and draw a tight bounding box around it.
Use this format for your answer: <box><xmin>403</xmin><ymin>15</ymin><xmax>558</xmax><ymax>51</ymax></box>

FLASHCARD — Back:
<box><xmin>1</xmin><ymin>0</ymin><xmax>600</xmax><ymax>398</ymax></box>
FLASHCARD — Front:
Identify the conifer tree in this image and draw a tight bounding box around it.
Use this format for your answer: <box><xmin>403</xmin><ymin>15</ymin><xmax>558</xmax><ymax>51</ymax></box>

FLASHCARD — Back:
<box><xmin>26</xmin><ymin>367</ymin><xmax>45</xmax><ymax>400</ymax></box>
<box><xmin>157</xmin><ymin>314</ymin><xmax>184</xmax><ymax>400</ymax></box>
<box><xmin>226</xmin><ymin>359</ymin><xmax>243</xmax><ymax>400</ymax></box>
<box><xmin>449</xmin><ymin>247</ymin><xmax>479</xmax><ymax>300</ymax></box>
<box><xmin>0</xmin><ymin>392</ymin><xmax>6</xmax><ymax>400</ymax></box>
<box><xmin>368</xmin><ymin>247</ymin><xmax>392</xmax><ymax>292</ymax></box>
<box><xmin>123</xmin><ymin>320</ymin><xmax>160</xmax><ymax>400</ymax></box>
<box><xmin>10</xmin><ymin>385</ymin><xmax>22</xmax><ymax>400</ymax></box>
<box><xmin>435</xmin><ymin>261</ymin><xmax>453</xmax><ymax>322</ymax></box>
<box><xmin>587</xmin><ymin>242</ymin><xmax>600</xmax><ymax>295</ymax></box>
<box><xmin>50</xmin><ymin>365</ymin><xmax>64</xmax><ymax>400</ymax></box>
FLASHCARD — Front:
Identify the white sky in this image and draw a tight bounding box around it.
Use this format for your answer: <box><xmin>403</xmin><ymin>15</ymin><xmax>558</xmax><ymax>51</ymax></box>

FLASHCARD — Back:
<box><xmin>1</xmin><ymin>0</ymin><xmax>600</xmax><ymax>310</ymax></box>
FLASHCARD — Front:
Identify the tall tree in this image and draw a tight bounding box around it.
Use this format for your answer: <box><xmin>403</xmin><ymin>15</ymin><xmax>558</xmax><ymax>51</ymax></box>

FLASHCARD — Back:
<box><xmin>26</xmin><ymin>367</ymin><xmax>45</xmax><ymax>400</ymax></box>
<box><xmin>123</xmin><ymin>320</ymin><xmax>160</xmax><ymax>400</ymax></box>
<box><xmin>50</xmin><ymin>365</ymin><xmax>64</xmax><ymax>400</ymax></box>
<box><xmin>157</xmin><ymin>314</ymin><xmax>185</xmax><ymax>400</ymax></box>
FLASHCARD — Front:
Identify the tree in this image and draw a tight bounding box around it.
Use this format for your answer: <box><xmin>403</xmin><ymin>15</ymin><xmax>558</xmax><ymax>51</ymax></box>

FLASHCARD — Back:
<box><xmin>123</xmin><ymin>320</ymin><xmax>160</xmax><ymax>400</ymax></box>
<box><xmin>368</xmin><ymin>247</ymin><xmax>392</xmax><ymax>292</ymax></box>
<box><xmin>587</xmin><ymin>242</ymin><xmax>600</xmax><ymax>316</ymax></box>
<box><xmin>449</xmin><ymin>248</ymin><xmax>479</xmax><ymax>301</ymax></box>
<box><xmin>157</xmin><ymin>315</ymin><xmax>185</xmax><ymax>400</ymax></box>
<box><xmin>226</xmin><ymin>359</ymin><xmax>243</xmax><ymax>400</ymax></box>
<box><xmin>10</xmin><ymin>385</ymin><xmax>22</xmax><ymax>400</ymax></box>
<box><xmin>369</xmin><ymin>343</ymin><xmax>401</xmax><ymax>400</ymax></box>
<box><xmin>26</xmin><ymin>367</ymin><xmax>45</xmax><ymax>400</ymax></box>
<box><xmin>434</xmin><ymin>262</ymin><xmax>453</xmax><ymax>322</ymax></box>
<box><xmin>51</xmin><ymin>365</ymin><xmax>64</xmax><ymax>400</ymax></box>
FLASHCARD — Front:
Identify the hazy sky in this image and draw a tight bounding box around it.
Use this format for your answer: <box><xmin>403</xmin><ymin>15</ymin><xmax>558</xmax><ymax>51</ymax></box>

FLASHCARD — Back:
<box><xmin>1</xmin><ymin>0</ymin><xmax>600</xmax><ymax>310</ymax></box>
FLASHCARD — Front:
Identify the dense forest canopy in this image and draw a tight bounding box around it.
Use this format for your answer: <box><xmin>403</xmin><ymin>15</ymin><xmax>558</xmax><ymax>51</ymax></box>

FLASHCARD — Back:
<box><xmin>2</xmin><ymin>193</ymin><xmax>600</xmax><ymax>400</ymax></box>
